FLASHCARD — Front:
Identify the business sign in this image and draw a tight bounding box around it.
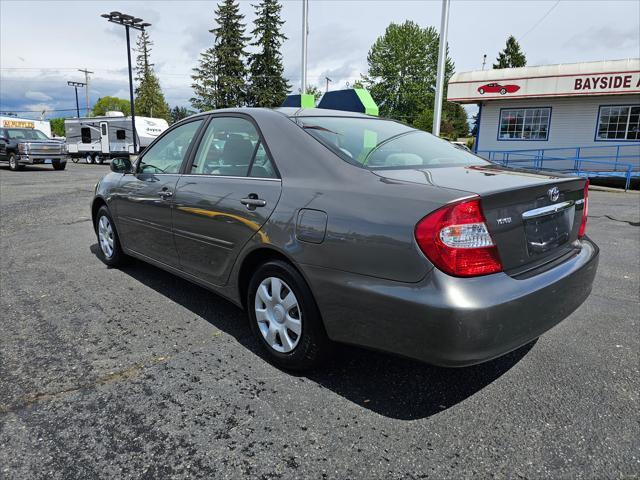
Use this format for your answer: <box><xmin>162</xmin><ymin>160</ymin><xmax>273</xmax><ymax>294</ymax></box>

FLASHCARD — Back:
<box><xmin>448</xmin><ymin>70</ymin><xmax>640</xmax><ymax>103</ymax></box>
<box><xmin>1</xmin><ymin>119</ymin><xmax>35</xmax><ymax>129</ymax></box>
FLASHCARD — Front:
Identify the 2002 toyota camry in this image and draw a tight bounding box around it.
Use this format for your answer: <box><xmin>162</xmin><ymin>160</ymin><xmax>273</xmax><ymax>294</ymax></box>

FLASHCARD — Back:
<box><xmin>91</xmin><ymin>107</ymin><xmax>599</xmax><ymax>370</ymax></box>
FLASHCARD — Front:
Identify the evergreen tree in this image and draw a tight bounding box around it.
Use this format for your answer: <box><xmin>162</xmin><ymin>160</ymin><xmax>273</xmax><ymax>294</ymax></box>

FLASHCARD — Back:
<box><xmin>170</xmin><ymin>106</ymin><xmax>196</xmax><ymax>124</ymax></box>
<box><xmin>362</xmin><ymin>21</ymin><xmax>454</xmax><ymax>124</ymax></box>
<box><xmin>191</xmin><ymin>0</ymin><xmax>249</xmax><ymax>110</ymax></box>
<box><xmin>247</xmin><ymin>0</ymin><xmax>289</xmax><ymax>107</ymax></box>
<box><xmin>493</xmin><ymin>36</ymin><xmax>527</xmax><ymax>69</ymax></box>
<box><xmin>134</xmin><ymin>30</ymin><xmax>170</xmax><ymax>120</ymax></box>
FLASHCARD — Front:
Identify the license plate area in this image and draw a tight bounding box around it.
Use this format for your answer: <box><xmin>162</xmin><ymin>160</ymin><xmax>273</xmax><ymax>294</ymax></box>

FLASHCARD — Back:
<box><xmin>523</xmin><ymin>203</ymin><xmax>574</xmax><ymax>256</ymax></box>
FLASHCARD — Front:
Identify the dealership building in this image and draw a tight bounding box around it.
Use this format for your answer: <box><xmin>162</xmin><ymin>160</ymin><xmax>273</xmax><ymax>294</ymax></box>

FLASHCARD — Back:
<box><xmin>447</xmin><ymin>58</ymin><xmax>640</xmax><ymax>181</ymax></box>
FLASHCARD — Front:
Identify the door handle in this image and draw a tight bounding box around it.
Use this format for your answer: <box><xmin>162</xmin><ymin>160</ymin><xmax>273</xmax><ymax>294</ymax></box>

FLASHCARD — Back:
<box><xmin>158</xmin><ymin>190</ymin><xmax>173</xmax><ymax>199</ymax></box>
<box><xmin>240</xmin><ymin>195</ymin><xmax>266</xmax><ymax>209</ymax></box>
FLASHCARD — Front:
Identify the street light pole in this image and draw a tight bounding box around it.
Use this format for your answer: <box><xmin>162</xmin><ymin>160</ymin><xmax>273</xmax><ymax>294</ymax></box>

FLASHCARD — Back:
<box><xmin>67</xmin><ymin>81</ymin><xmax>86</xmax><ymax>118</ymax></box>
<box><xmin>432</xmin><ymin>0</ymin><xmax>451</xmax><ymax>137</ymax></box>
<box><xmin>301</xmin><ymin>0</ymin><xmax>308</xmax><ymax>94</ymax></box>
<box><xmin>101</xmin><ymin>11</ymin><xmax>151</xmax><ymax>155</ymax></box>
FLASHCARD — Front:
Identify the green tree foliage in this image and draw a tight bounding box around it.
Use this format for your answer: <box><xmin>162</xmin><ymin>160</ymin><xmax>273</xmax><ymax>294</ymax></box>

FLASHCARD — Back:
<box><xmin>247</xmin><ymin>0</ymin><xmax>289</xmax><ymax>107</ymax></box>
<box><xmin>413</xmin><ymin>102</ymin><xmax>470</xmax><ymax>139</ymax></box>
<box><xmin>493</xmin><ymin>35</ymin><xmax>527</xmax><ymax>69</ymax></box>
<box><xmin>91</xmin><ymin>97</ymin><xmax>131</xmax><ymax>116</ymax></box>
<box><xmin>49</xmin><ymin>118</ymin><xmax>65</xmax><ymax>137</ymax></box>
<box><xmin>169</xmin><ymin>106</ymin><xmax>196</xmax><ymax>124</ymax></box>
<box><xmin>362</xmin><ymin>21</ymin><xmax>454</xmax><ymax>124</ymax></box>
<box><xmin>134</xmin><ymin>30</ymin><xmax>170</xmax><ymax>121</ymax></box>
<box><xmin>305</xmin><ymin>85</ymin><xmax>322</xmax><ymax>103</ymax></box>
<box><xmin>191</xmin><ymin>0</ymin><xmax>248</xmax><ymax>110</ymax></box>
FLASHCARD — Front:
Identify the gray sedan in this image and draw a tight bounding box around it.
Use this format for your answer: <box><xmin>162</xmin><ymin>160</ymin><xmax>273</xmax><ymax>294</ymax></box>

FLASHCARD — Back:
<box><xmin>91</xmin><ymin>108</ymin><xmax>599</xmax><ymax>370</ymax></box>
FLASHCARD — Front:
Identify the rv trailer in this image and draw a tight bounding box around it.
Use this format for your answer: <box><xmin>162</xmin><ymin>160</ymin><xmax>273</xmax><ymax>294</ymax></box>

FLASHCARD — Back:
<box><xmin>64</xmin><ymin>112</ymin><xmax>168</xmax><ymax>164</ymax></box>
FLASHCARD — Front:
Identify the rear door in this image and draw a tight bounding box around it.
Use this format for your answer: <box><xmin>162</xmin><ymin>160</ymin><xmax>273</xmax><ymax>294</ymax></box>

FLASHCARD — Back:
<box><xmin>172</xmin><ymin>115</ymin><xmax>282</xmax><ymax>286</ymax></box>
<box><xmin>100</xmin><ymin>121</ymin><xmax>109</xmax><ymax>154</ymax></box>
<box><xmin>113</xmin><ymin>119</ymin><xmax>204</xmax><ymax>267</ymax></box>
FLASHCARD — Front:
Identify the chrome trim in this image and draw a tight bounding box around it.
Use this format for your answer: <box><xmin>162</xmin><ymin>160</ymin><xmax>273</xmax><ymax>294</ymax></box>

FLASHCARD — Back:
<box><xmin>522</xmin><ymin>200</ymin><xmax>574</xmax><ymax>220</ymax></box>
<box><xmin>179</xmin><ymin>174</ymin><xmax>282</xmax><ymax>182</ymax></box>
<box><xmin>575</xmin><ymin>199</ymin><xmax>585</xmax><ymax>205</ymax></box>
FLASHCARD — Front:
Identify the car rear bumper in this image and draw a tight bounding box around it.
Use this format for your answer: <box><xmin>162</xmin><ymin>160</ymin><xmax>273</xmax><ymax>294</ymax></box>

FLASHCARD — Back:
<box><xmin>304</xmin><ymin>237</ymin><xmax>599</xmax><ymax>367</ymax></box>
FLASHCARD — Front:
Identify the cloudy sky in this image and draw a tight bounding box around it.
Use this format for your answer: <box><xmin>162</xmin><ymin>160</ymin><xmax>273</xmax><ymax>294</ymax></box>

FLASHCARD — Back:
<box><xmin>1</xmin><ymin>0</ymin><xmax>638</xmax><ymax>119</ymax></box>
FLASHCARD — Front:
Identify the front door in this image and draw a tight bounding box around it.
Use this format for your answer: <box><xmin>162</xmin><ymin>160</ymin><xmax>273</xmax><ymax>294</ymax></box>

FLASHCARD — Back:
<box><xmin>172</xmin><ymin>116</ymin><xmax>282</xmax><ymax>286</ymax></box>
<box><xmin>100</xmin><ymin>122</ymin><xmax>109</xmax><ymax>154</ymax></box>
<box><xmin>113</xmin><ymin>119</ymin><xmax>204</xmax><ymax>267</ymax></box>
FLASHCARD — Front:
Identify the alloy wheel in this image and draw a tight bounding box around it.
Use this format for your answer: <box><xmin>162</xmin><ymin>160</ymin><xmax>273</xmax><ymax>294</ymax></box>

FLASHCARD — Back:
<box><xmin>98</xmin><ymin>215</ymin><xmax>114</xmax><ymax>258</ymax></box>
<box><xmin>254</xmin><ymin>276</ymin><xmax>302</xmax><ymax>353</ymax></box>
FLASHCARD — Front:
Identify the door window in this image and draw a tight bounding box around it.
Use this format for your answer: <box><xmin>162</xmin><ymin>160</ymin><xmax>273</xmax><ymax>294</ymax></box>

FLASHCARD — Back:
<box><xmin>191</xmin><ymin>117</ymin><xmax>261</xmax><ymax>176</ymax></box>
<box><xmin>249</xmin><ymin>143</ymin><xmax>278</xmax><ymax>178</ymax></box>
<box><xmin>101</xmin><ymin>124</ymin><xmax>107</xmax><ymax>135</ymax></box>
<box><xmin>138</xmin><ymin>120</ymin><xmax>202</xmax><ymax>174</ymax></box>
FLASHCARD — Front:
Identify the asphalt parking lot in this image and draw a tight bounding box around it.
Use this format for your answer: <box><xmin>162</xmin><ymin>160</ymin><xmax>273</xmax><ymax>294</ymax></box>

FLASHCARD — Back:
<box><xmin>1</xmin><ymin>162</ymin><xmax>638</xmax><ymax>479</ymax></box>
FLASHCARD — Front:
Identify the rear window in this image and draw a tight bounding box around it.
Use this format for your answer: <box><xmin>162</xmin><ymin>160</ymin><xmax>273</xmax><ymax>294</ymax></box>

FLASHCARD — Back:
<box><xmin>295</xmin><ymin>116</ymin><xmax>487</xmax><ymax>169</ymax></box>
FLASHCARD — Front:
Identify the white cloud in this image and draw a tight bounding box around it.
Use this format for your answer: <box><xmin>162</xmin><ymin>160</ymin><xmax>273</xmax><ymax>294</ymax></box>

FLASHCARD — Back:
<box><xmin>24</xmin><ymin>91</ymin><xmax>52</xmax><ymax>102</ymax></box>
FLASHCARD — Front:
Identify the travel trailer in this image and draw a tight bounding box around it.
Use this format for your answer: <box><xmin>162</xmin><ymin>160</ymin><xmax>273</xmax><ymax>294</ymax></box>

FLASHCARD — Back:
<box><xmin>64</xmin><ymin>112</ymin><xmax>169</xmax><ymax>164</ymax></box>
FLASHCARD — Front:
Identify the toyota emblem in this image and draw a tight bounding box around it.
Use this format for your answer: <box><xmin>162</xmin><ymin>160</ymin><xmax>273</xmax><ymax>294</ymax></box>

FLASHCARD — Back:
<box><xmin>547</xmin><ymin>186</ymin><xmax>560</xmax><ymax>202</ymax></box>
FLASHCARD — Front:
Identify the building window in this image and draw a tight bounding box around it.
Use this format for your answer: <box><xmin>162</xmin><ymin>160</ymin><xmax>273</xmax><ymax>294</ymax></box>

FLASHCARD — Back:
<box><xmin>81</xmin><ymin>127</ymin><xmax>91</xmax><ymax>144</ymax></box>
<box><xmin>499</xmin><ymin>107</ymin><xmax>551</xmax><ymax>140</ymax></box>
<box><xmin>596</xmin><ymin>105</ymin><xmax>640</xmax><ymax>141</ymax></box>
<box><xmin>116</xmin><ymin>129</ymin><xmax>126</xmax><ymax>140</ymax></box>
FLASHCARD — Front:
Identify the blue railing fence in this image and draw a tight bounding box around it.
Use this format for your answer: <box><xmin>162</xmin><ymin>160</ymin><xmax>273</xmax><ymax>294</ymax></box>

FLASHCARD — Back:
<box><xmin>477</xmin><ymin>144</ymin><xmax>640</xmax><ymax>190</ymax></box>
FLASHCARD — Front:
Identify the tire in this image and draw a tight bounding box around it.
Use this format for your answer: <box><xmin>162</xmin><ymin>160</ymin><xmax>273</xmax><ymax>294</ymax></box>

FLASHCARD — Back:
<box><xmin>52</xmin><ymin>160</ymin><xmax>66</xmax><ymax>170</ymax></box>
<box><xmin>247</xmin><ymin>260</ymin><xmax>331</xmax><ymax>370</ymax></box>
<box><xmin>500</xmin><ymin>88</ymin><xmax>507</xmax><ymax>95</ymax></box>
<box><xmin>95</xmin><ymin>205</ymin><xmax>127</xmax><ymax>267</ymax></box>
<box><xmin>8</xmin><ymin>153</ymin><xmax>22</xmax><ymax>171</ymax></box>
<box><xmin>95</xmin><ymin>155</ymin><xmax>104</xmax><ymax>165</ymax></box>
<box><xmin>85</xmin><ymin>153</ymin><xmax>94</xmax><ymax>164</ymax></box>
<box><xmin>71</xmin><ymin>156</ymin><xmax>79</xmax><ymax>163</ymax></box>
<box><xmin>478</xmin><ymin>88</ymin><xmax>485</xmax><ymax>94</ymax></box>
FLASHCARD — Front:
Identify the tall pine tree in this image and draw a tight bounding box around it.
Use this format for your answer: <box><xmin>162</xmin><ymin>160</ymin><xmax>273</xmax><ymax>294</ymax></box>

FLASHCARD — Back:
<box><xmin>247</xmin><ymin>0</ymin><xmax>289</xmax><ymax>107</ymax></box>
<box><xmin>191</xmin><ymin>0</ymin><xmax>248</xmax><ymax>110</ymax></box>
<box><xmin>493</xmin><ymin>36</ymin><xmax>527</xmax><ymax>69</ymax></box>
<box><xmin>134</xmin><ymin>30</ymin><xmax>170</xmax><ymax>121</ymax></box>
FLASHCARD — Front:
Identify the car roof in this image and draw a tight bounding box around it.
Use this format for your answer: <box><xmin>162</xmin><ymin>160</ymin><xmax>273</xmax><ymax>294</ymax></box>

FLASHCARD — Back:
<box><xmin>190</xmin><ymin>107</ymin><xmax>376</xmax><ymax>120</ymax></box>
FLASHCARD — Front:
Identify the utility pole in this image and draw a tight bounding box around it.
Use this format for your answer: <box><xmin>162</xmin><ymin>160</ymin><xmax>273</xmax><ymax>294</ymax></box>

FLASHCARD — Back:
<box><xmin>482</xmin><ymin>54</ymin><xmax>487</xmax><ymax>70</ymax></box>
<box><xmin>301</xmin><ymin>0</ymin><xmax>309</xmax><ymax>94</ymax></box>
<box><xmin>67</xmin><ymin>81</ymin><xmax>86</xmax><ymax>118</ymax></box>
<box><xmin>78</xmin><ymin>68</ymin><xmax>93</xmax><ymax>115</ymax></box>
<box><xmin>325</xmin><ymin>77</ymin><xmax>332</xmax><ymax>93</ymax></box>
<box><xmin>432</xmin><ymin>0</ymin><xmax>450</xmax><ymax>137</ymax></box>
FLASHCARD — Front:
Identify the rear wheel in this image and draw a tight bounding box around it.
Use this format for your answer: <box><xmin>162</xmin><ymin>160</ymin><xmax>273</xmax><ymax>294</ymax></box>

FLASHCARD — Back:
<box><xmin>8</xmin><ymin>153</ymin><xmax>22</xmax><ymax>171</ymax></box>
<box><xmin>95</xmin><ymin>206</ymin><xmax>127</xmax><ymax>267</ymax></box>
<box><xmin>500</xmin><ymin>88</ymin><xmax>507</xmax><ymax>95</ymax></box>
<box><xmin>95</xmin><ymin>155</ymin><xmax>104</xmax><ymax>165</ymax></box>
<box><xmin>247</xmin><ymin>260</ymin><xmax>331</xmax><ymax>370</ymax></box>
<box><xmin>478</xmin><ymin>88</ymin><xmax>485</xmax><ymax>94</ymax></box>
<box><xmin>52</xmin><ymin>160</ymin><xmax>66</xmax><ymax>170</ymax></box>
<box><xmin>85</xmin><ymin>153</ymin><xmax>94</xmax><ymax>164</ymax></box>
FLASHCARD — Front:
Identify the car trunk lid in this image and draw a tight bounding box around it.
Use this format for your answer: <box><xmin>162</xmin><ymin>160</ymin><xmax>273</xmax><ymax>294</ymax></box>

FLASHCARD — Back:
<box><xmin>372</xmin><ymin>165</ymin><xmax>588</xmax><ymax>275</ymax></box>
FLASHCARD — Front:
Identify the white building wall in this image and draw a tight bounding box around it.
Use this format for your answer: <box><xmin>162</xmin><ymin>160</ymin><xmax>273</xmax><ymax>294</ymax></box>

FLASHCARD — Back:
<box><xmin>476</xmin><ymin>94</ymin><xmax>640</xmax><ymax>153</ymax></box>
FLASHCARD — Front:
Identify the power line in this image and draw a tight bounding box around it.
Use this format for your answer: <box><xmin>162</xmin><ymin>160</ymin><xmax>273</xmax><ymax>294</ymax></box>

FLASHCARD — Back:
<box><xmin>518</xmin><ymin>0</ymin><xmax>561</xmax><ymax>41</ymax></box>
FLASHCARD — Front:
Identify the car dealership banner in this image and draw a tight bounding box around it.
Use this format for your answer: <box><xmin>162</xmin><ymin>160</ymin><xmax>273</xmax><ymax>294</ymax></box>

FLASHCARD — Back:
<box><xmin>448</xmin><ymin>69</ymin><xmax>640</xmax><ymax>103</ymax></box>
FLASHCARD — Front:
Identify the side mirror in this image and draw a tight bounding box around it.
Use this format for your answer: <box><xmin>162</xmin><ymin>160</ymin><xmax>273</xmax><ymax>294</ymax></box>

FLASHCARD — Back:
<box><xmin>110</xmin><ymin>157</ymin><xmax>133</xmax><ymax>174</ymax></box>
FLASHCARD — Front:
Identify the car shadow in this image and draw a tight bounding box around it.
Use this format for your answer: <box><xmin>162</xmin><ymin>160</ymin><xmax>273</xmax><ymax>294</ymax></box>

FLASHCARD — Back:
<box><xmin>90</xmin><ymin>244</ymin><xmax>535</xmax><ymax>420</ymax></box>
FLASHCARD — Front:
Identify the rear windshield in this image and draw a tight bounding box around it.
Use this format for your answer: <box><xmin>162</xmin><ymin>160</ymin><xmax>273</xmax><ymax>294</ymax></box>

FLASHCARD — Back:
<box><xmin>295</xmin><ymin>116</ymin><xmax>487</xmax><ymax>169</ymax></box>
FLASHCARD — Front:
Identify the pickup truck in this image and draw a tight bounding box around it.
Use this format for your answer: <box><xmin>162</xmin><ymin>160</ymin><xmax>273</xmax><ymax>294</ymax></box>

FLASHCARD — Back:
<box><xmin>0</xmin><ymin>127</ymin><xmax>67</xmax><ymax>171</ymax></box>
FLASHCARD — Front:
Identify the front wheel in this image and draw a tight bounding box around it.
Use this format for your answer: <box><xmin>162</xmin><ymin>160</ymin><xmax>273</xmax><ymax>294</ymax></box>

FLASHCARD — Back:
<box><xmin>247</xmin><ymin>260</ymin><xmax>331</xmax><ymax>370</ymax></box>
<box><xmin>95</xmin><ymin>155</ymin><xmax>104</xmax><ymax>165</ymax></box>
<box><xmin>478</xmin><ymin>88</ymin><xmax>485</xmax><ymax>94</ymax></box>
<box><xmin>8</xmin><ymin>153</ymin><xmax>22</xmax><ymax>171</ymax></box>
<box><xmin>52</xmin><ymin>160</ymin><xmax>66</xmax><ymax>170</ymax></box>
<box><xmin>95</xmin><ymin>206</ymin><xmax>127</xmax><ymax>267</ymax></box>
<box><xmin>500</xmin><ymin>88</ymin><xmax>507</xmax><ymax>95</ymax></box>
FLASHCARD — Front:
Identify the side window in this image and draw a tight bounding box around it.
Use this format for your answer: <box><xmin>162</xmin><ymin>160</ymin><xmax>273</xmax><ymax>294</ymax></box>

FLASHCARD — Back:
<box><xmin>81</xmin><ymin>127</ymin><xmax>91</xmax><ymax>143</ymax></box>
<box><xmin>139</xmin><ymin>120</ymin><xmax>202</xmax><ymax>174</ymax></box>
<box><xmin>101</xmin><ymin>124</ymin><xmax>107</xmax><ymax>135</ymax></box>
<box><xmin>191</xmin><ymin>117</ymin><xmax>259</xmax><ymax>176</ymax></box>
<box><xmin>116</xmin><ymin>129</ymin><xmax>126</xmax><ymax>140</ymax></box>
<box><xmin>249</xmin><ymin>143</ymin><xmax>278</xmax><ymax>178</ymax></box>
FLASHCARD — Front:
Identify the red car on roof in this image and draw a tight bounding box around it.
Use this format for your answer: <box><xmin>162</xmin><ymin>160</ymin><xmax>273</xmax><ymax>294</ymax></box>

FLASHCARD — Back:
<box><xmin>477</xmin><ymin>83</ymin><xmax>521</xmax><ymax>95</ymax></box>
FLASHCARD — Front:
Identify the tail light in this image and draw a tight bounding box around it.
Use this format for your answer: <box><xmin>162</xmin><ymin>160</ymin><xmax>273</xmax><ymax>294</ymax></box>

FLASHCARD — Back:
<box><xmin>578</xmin><ymin>179</ymin><xmax>589</xmax><ymax>238</ymax></box>
<box><xmin>415</xmin><ymin>197</ymin><xmax>502</xmax><ymax>277</ymax></box>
